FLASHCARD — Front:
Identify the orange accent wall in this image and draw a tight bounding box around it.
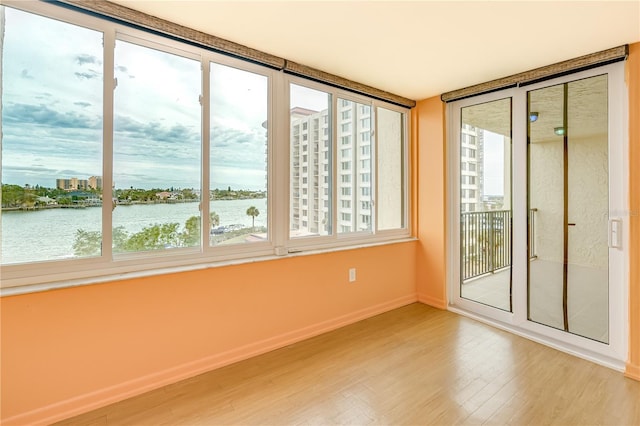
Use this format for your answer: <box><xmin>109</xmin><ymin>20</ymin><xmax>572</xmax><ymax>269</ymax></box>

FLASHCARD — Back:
<box><xmin>414</xmin><ymin>98</ymin><xmax>448</xmax><ymax>309</ymax></box>
<box><xmin>0</xmin><ymin>243</ymin><xmax>417</xmax><ymax>425</ymax></box>
<box><xmin>626</xmin><ymin>42</ymin><xmax>640</xmax><ymax>381</ymax></box>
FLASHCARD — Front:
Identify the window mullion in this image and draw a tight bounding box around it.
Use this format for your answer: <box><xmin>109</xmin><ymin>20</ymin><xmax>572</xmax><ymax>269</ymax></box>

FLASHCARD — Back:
<box><xmin>331</xmin><ymin>92</ymin><xmax>338</xmax><ymax>240</ymax></box>
<box><xmin>201</xmin><ymin>59</ymin><xmax>211</xmax><ymax>251</ymax></box>
<box><xmin>371</xmin><ymin>102</ymin><xmax>377</xmax><ymax>233</ymax></box>
<box><xmin>102</xmin><ymin>28</ymin><xmax>116</xmax><ymax>262</ymax></box>
<box><xmin>273</xmin><ymin>72</ymin><xmax>288</xmax><ymax>253</ymax></box>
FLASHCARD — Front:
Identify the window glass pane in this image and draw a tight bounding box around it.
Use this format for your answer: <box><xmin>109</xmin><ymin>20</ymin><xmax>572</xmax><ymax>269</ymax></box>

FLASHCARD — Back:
<box><xmin>210</xmin><ymin>63</ymin><xmax>268</xmax><ymax>245</ymax></box>
<box><xmin>1</xmin><ymin>7</ymin><xmax>103</xmax><ymax>264</ymax></box>
<box><xmin>112</xmin><ymin>40</ymin><xmax>201</xmax><ymax>254</ymax></box>
<box><xmin>290</xmin><ymin>84</ymin><xmax>331</xmax><ymax>238</ymax></box>
<box><xmin>338</xmin><ymin>98</ymin><xmax>372</xmax><ymax>234</ymax></box>
<box><xmin>377</xmin><ymin>107</ymin><xmax>405</xmax><ymax>230</ymax></box>
<box><xmin>459</xmin><ymin>98</ymin><xmax>512</xmax><ymax>312</ymax></box>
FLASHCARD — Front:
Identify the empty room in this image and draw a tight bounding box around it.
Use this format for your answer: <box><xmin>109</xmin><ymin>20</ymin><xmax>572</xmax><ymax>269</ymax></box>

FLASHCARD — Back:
<box><xmin>1</xmin><ymin>1</ymin><xmax>639</xmax><ymax>424</ymax></box>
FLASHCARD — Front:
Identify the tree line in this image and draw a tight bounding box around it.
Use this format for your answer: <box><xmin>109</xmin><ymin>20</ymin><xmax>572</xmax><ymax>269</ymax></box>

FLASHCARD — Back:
<box><xmin>73</xmin><ymin>207</ymin><xmax>261</xmax><ymax>255</ymax></box>
<box><xmin>1</xmin><ymin>183</ymin><xmax>266</xmax><ymax>209</ymax></box>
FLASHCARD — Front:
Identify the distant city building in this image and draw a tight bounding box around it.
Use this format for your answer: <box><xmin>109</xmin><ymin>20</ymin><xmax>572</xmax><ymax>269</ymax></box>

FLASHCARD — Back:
<box><xmin>56</xmin><ymin>176</ymin><xmax>102</xmax><ymax>191</ymax></box>
<box><xmin>460</xmin><ymin>125</ymin><xmax>509</xmax><ymax>212</ymax></box>
<box><xmin>460</xmin><ymin>124</ymin><xmax>483</xmax><ymax>213</ymax></box>
<box><xmin>88</xmin><ymin>176</ymin><xmax>102</xmax><ymax>190</ymax></box>
<box><xmin>56</xmin><ymin>177</ymin><xmax>88</xmax><ymax>191</ymax></box>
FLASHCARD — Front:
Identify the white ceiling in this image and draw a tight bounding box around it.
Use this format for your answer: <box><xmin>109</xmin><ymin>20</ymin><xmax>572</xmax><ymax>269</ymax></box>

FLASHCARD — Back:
<box><xmin>111</xmin><ymin>0</ymin><xmax>640</xmax><ymax>101</ymax></box>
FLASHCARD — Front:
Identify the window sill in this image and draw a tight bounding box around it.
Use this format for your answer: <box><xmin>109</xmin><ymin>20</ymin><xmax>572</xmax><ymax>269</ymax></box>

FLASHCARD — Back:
<box><xmin>0</xmin><ymin>237</ymin><xmax>417</xmax><ymax>297</ymax></box>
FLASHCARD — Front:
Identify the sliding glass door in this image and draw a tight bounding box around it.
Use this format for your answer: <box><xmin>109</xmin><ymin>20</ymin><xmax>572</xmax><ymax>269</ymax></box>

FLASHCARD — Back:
<box><xmin>449</xmin><ymin>63</ymin><xmax>627</xmax><ymax>366</ymax></box>
<box><xmin>528</xmin><ymin>74</ymin><xmax>610</xmax><ymax>343</ymax></box>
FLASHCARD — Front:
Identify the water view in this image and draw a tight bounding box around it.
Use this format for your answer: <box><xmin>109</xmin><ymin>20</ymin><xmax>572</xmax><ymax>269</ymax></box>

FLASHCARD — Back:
<box><xmin>1</xmin><ymin>198</ymin><xmax>267</xmax><ymax>264</ymax></box>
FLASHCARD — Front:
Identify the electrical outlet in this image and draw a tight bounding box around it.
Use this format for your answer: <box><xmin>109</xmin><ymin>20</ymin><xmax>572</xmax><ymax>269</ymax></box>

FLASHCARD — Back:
<box><xmin>349</xmin><ymin>268</ymin><xmax>356</xmax><ymax>282</ymax></box>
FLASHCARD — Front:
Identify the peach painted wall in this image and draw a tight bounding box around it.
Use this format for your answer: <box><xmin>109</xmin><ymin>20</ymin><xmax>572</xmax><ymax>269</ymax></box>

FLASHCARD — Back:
<box><xmin>414</xmin><ymin>98</ymin><xmax>448</xmax><ymax>309</ymax></box>
<box><xmin>626</xmin><ymin>42</ymin><xmax>640</xmax><ymax>381</ymax></box>
<box><xmin>0</xmin><ymin>243</ymin><xmax>417</xmax><ymax>425</ymax></box>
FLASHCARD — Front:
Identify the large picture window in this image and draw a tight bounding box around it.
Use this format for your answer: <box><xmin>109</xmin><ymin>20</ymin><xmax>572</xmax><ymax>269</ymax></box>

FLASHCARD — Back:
<box><xmin>1</xmin><ymin>7</ymin><xmax>103</xmax><ymax>264</ymax></box>
<box><xmin>0</xmin><ymin>2</ymin><xmax>410</xmax><ymax>291</ymax></box>
<box><xmin>112</xmin><ymin>39</ymin><xmax>202</xmax><ymax>255</ymax></box>
<box><xmin>210</xmin><ymin>63</ymin><xmax>269</xmax><ymax>246</ymax></box>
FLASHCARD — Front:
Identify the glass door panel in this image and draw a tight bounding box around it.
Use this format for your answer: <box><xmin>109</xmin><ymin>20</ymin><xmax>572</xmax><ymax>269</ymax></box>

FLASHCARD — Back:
<box><xmin>459</xmin><ymin>98</ymin><xmax>512</xmax><ymax>311</ymax></box>
<box><xmin>527</xmin><ymin>74</ymin><xmax>609</xmax><ymax>343</ymax></box>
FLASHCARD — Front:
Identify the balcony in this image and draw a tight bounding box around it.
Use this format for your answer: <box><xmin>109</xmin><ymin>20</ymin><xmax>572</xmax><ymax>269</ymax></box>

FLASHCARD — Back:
<box><xmin>460</xmin><ymin>209</ymin><xmax>536</xmax><ymax>282</ymax></box>
<box><xmin>460</xmin><ymin>210</ymin><xmax>511</xmax><ymax>281</ymax></box>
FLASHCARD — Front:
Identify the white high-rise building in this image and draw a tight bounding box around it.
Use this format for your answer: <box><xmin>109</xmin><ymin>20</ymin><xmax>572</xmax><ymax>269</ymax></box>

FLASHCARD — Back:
<box><xmin>460</xmin><ymin>124</ymin><xmax>483</xmax><ymax>212</ymax></box>
<box><xmin>290</xmin><ymin>100</ymin><xmax>372</xmax><ymax>235</ymax></box>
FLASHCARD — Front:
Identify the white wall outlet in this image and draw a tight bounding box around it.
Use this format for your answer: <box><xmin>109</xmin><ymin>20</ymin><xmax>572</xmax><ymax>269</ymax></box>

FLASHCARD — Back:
<box><xmin>349</xmin><ymin>268</ymin><xmax>356</xmax><ymax>282</ymax></box>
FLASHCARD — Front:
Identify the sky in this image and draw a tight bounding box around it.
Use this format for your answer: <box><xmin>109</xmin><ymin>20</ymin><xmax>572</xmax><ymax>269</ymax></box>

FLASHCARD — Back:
<box><xmin>482</xmin><ymin>130</ymin><xmax>505</xmax><ymax>196</ymax></box>
<box><xmin>0</xmin><ymin>6</ymin><xmax>272</xmax><ymax>191</ymax></box>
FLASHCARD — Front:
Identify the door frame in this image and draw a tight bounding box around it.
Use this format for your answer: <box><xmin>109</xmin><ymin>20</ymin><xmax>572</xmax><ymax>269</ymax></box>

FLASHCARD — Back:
<box><xmin>446</xmin><ymin>62</ymin><xmax>628</xmax><ymax>370</ymax></box>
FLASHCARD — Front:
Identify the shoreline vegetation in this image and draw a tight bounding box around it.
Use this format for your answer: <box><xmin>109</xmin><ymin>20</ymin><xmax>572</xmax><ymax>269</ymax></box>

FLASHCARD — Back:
<box><xmin>1</xmin><ymin>184</ymin><xmax>266</xmax><ymax>211</ymax></box>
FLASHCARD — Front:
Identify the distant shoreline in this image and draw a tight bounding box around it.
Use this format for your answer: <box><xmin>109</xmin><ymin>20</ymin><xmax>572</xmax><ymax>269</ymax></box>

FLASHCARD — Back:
<box><xmin>2</xmin><ymin>197</ymin><xmax>267</xmax><ymax>212</ymax></box>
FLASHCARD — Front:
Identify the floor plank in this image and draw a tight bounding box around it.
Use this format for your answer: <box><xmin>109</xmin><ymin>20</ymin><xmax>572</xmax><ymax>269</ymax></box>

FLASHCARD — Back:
<box><xmin>55</xmin><ymin>303</ymin><xmax>640</xmax><ymax>425</ymax></box>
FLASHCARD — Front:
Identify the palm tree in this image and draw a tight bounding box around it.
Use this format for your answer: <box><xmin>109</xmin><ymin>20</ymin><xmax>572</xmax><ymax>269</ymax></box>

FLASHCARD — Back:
<box><xmin>210</xmin><ymin>211</ymin><xmax>220</xmax><ymax>228</ymax></box>
<box><xmin>246</xmin><ymin>206</ymin><xmax>259</xmax><ymax>229</ymax></box>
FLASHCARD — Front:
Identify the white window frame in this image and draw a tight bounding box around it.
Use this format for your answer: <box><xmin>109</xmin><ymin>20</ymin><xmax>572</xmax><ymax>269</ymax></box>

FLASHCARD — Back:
<box><xmin>0</xmin><ymin>1</ymin><xmax>411</xmax><ymax>294</ymax></box>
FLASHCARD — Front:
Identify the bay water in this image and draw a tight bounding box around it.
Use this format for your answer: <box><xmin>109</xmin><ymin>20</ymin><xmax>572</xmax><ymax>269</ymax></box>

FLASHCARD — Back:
<box><xmin>1</xmin><ymin>198</ymin><xmax>267</xmax><ymax>264</ymax></box>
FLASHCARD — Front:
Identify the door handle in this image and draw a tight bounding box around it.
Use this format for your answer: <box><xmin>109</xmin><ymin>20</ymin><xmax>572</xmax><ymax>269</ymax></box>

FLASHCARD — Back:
<box><xmin>609</xmin><ymin>218</ymin><xmax>622</xmax><ymax>248</ymax></box>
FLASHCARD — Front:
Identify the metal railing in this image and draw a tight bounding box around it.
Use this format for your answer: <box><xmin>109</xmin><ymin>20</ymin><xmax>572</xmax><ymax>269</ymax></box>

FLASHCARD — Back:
<box><xmin>461</xmin><ymin>209</ymin><xmax>537</xmax><ymax>282</ymax></box>
<box><xmin>461</xmin><ymin>210</ymin><xmax>511</xmax><ymax>281</ymax></box>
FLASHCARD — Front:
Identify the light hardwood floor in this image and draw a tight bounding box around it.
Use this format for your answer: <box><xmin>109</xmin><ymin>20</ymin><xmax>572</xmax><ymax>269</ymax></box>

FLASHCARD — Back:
<box><xmin>56</xmin><ymin>303</ymin><xmax>640</xmax><ymax>425</ymax></box>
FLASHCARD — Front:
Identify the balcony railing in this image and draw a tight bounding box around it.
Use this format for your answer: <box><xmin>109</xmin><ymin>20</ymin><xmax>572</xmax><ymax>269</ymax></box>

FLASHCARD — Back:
<box><xmin>461</xmin><ymin>209</ymin><xmax>536</xmax><ymax>282</ymax></box>
<box><xmin>461</xmin><ymin>210</ymin><xmax>511</xmax><ymax>281</ymax></box>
